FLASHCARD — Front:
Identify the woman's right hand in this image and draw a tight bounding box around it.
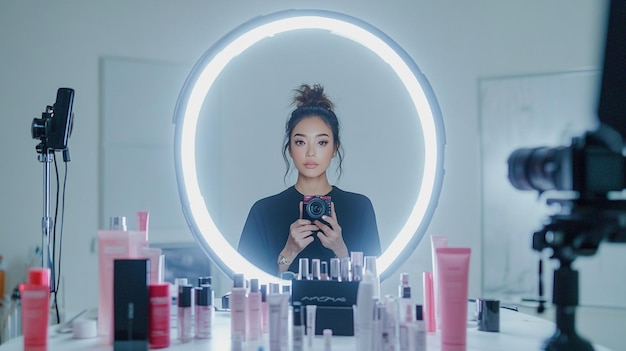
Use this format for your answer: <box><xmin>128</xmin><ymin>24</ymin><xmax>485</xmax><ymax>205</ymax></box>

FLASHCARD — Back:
<box><xmin>280</xmin><ymin>201</ymin><xmax>317</xmax><ymax>263</ymax></box>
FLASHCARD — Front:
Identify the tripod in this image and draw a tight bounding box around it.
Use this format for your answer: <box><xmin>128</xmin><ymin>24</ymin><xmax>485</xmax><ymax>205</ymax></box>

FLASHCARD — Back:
<box><xmin>533</xmin><ymin>198</ymin><xmax>626</xmax><ymax>351</ymax></box>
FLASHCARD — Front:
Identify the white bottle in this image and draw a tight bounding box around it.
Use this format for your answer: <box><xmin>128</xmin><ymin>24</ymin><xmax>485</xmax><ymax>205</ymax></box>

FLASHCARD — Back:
<box><xmin>355</xmin><ymin>270</ymin><xmax>375</xmax><ymax>351</ymax></box>
<box><xmin>230</xmin><ymin>274</ymin><xmax>247</xmax><ymax>340</ymax></box>
<box><xmin>292</xmin><ymin>301</ymin><xmax>305</xmax><ymax>351</ymax></box>
<box><xmin>247</xmin><ymin>278</ymin><xmax>262</xmax><ymax>341</ymax></box>
<box><xmin>399</xmin><ymin>273</ymin><xmax>414</xmax><ymax>323</ymax></box>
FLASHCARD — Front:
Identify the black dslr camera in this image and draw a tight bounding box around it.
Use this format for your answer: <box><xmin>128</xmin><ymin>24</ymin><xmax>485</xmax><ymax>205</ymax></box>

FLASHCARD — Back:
<box><xmin>303</xmin><ymin>195</ymin><xmax>331</xmax><ymax>223</ymax></box>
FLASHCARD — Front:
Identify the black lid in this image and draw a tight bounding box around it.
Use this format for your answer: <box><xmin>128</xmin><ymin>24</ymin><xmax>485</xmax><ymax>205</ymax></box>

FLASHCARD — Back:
<box><xmin>415</xmin><ymin>304</ymin><xmax>423</xmax><ymax>321</ymax></box>
<box><xmin>250</xmin><ymin>279</ymin><xmax>259</xmax><ymax>293</ymax></box>
<box><xmin>260</xmin><ymin>284</ymin><xmax>267</xmax><ymax>302</ymax></box>
<box><xmin>401</xmin><ymin>286</ymin><xmax>411</xmax><ymax>299</ymax></box>
<box><xmin>196</xmin><ymin>285</ymin><xmax>212</xmax><ymax>306</ymax></box>
<box><xmin>233</xmin><ymin>273</ymin><xmax>244</xmax><ymax>288</ymax></box>
<box><xmin>178</xmin><ymin>285</ymin><xmax>192</xmax><ymax>307</ymax></box>
<box><xmin>321</xmin><ymin>261</ymin><xmax>328</xmax><ymax>274</ymax></box>
<box><xmin>198</xmin><ymin>276</ymin><xmax>212</xmax><ymax>287</ymax></box>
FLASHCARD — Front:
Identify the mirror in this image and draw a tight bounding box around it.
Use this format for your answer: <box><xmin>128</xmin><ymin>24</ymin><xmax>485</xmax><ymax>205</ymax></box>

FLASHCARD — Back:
<box><xmin>174</xmin><ymin>9</ymin><xmax>445</xmax><ymax>284</ymax></box>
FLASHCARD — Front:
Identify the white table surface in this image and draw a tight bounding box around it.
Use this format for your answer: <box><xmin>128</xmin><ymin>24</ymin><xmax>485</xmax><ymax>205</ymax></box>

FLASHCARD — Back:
<box><xmin>0</xmin><ymin>307</ymin><xmax>612</xmax><ymax>351</ymax></box>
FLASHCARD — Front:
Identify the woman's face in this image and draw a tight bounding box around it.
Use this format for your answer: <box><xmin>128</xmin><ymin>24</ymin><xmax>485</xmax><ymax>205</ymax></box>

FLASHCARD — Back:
<box><xmin>289</xmin><ymin>116</ymin><xmax>337</xmax><ymax>180</ymax></box>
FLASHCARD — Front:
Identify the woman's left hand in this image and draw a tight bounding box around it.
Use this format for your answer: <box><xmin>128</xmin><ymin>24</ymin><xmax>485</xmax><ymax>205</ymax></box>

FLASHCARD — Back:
<box><xmin>315</xmin><ymin>202</ymin><xmax>349</xmax><ymax>258</ymax></box>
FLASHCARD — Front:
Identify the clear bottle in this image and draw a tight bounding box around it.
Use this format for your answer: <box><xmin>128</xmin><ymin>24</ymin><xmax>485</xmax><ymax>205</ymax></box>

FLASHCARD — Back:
<box><xmin>177</xmin><ymin>285</ymin><xmax>193</xmax><ymax>342</ymax></box>
<box><xmin>195</xmin><ymin>285</ymin><xmax>212</xmax><ymax>339</ymax></box>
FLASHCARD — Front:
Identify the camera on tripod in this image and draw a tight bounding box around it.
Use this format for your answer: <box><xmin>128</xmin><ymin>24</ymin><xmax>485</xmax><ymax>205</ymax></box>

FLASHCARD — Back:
<box><xmin>507</xmin><ymin>126</ymin><xmax>626</xmax><ymax>198</ymax></box>
<box><xmin>31</xmin><ymin>88</ymin><xmax>75</xmax><ymax>152</ymax></box>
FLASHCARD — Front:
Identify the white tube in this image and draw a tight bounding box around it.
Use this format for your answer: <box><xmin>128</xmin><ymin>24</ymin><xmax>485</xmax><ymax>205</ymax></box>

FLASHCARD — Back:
<box><xmin>430</xmin><ymin>235</ymin><xmax>448</xmax><ymax>329</ymax></box>
<box><xmin>306</xmin><ymin>304</ymin><xmax>317</xmax><ymax>347</ymax></box>
<box><xmin>267</xmin><ymin>294</ymin><xmax>283</xmax><ymax>351</ymax></box>
<box><xmin>355</xmin><ymin>270</ymin><xmax>375</xmax><ymax>351</ymax></box>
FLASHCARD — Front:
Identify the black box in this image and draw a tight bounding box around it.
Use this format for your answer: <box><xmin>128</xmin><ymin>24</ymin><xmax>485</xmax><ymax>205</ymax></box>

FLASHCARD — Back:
<box><xmin>291</xmin><ymin>280</ymin><xmax>359</xmax><ymax>336</ymax></box>
<box><xmin>114</xmin><ymin>259</ymin><xmax>149</xmax><ymax>351</ymax></box>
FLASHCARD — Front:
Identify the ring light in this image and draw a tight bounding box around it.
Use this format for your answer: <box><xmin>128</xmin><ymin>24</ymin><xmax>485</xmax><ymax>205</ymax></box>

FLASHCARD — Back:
<box><xmin>173</xmin><ymin>9</ymin><xmax>445</xmax><ymax>285</ymax></box>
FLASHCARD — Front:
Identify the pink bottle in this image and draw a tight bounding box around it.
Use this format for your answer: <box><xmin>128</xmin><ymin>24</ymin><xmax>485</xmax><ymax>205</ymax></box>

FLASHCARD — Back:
<box><xmin>20</xmin><ymin>268</ymin><xmax>51</xmax><ymax>351</ymax></box>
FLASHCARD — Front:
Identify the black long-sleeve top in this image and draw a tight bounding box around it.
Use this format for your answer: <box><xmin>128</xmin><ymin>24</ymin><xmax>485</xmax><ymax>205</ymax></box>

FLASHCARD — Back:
<box><xmin>237</xmin><ymin>185</ymin><xmax>381</xmax><ymax>275</ymax></box>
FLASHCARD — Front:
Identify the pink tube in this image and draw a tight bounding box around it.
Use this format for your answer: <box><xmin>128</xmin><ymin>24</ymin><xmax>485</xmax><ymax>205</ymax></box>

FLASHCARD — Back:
<box><xmin>436</xmin><ymin>248</ymin><xmax>471</xmax><ymax>351</ymax></box>
<box><xmin>136</xmin><ymin>211</ymin><xmax>150</xmax><ymax>233</ymax></box>
<box><xmin>422</xmin><ymin>271</ymin><xmax>436</xmax><ymax>333</ymax></box>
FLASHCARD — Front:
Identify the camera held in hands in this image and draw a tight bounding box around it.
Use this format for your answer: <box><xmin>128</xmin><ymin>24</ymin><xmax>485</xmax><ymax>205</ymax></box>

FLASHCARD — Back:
<box><xmin>303</xmin><ymin>195</ymin><xmax>331</xmax><ymax>222</ymax></box>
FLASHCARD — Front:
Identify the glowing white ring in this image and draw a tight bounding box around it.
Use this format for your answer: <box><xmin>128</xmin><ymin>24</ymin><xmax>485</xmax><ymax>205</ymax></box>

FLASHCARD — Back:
<box><xmin>173</xmin><ymin>9</ymin><xmax>445</xmax><ymax>285</ymax></box>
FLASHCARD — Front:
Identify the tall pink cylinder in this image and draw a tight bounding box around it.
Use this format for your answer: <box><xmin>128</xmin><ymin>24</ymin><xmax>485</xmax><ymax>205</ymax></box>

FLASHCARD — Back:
<box><xmin>422</xmin><ymin>271</ymin><xmax>436</xmax><ymax>333</ymax></box>
<box><xmin>436</xmin><ymin>248</ymin><xmax>471</xmax><ymax>351</ymax></box>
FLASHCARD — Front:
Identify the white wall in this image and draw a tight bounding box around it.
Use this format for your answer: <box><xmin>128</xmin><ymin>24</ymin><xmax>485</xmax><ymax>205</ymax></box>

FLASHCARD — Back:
<box><xmin>0</xmin><ymin>0</ymin><xmax>609</xmax><ymax>322</ymax></box>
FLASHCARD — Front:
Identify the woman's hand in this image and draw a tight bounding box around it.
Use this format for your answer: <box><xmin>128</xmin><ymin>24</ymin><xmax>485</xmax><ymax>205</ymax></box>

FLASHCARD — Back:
<box><xmin>315</xmin><ymin>202</ymin><xmax>348</xmax><ymax>258</ymax></box>
<box><xmin>280</xmin><ymin>201</ymin><xmax>317</xmax><ymax>263</ymax></box>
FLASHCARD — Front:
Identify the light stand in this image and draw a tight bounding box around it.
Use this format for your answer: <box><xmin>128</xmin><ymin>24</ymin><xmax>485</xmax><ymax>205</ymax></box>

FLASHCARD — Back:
<box><xmin>37</xmin><ymin>146</ymin><xmax>55</xmax><ymax>292</ymax></box>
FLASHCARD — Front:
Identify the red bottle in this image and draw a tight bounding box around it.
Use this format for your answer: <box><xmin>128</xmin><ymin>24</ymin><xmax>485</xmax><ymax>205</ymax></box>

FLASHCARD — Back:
<box><xmin>149</xmin><ymin>283</ymin><xmax>171</xmax><ymax>349</ymax></box>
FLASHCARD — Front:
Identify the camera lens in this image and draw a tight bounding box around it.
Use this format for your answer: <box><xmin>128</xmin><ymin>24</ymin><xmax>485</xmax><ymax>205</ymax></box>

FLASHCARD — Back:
<box><xmin>306</xmin><ymin>198</ymin><xmax>326</xmax><ymax>219</ymax></box>
<box><xmin>31</xmin><ymin>118</ymin><xmax>47</xmax><ymax>140</ymax></box>
<box><xmin>507</xmin><ymin>146</ymin><xmax>571</xmax><ymax>192</ymax></box>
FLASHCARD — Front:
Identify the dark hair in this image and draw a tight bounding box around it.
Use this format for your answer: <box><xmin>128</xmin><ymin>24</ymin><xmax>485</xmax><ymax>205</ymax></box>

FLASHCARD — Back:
<box><xmin>283</xmin><ymin>84</ymin><xmax>344</xmax><ymax>182</ymax></box>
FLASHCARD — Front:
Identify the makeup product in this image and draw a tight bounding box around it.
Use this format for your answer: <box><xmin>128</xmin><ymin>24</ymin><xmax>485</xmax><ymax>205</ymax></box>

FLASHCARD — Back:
<box><xmin>306</xmin><ymin>304</ymin><xmax>317</xmax><ymax>347</ymax></box>
<box><xmin>177</xmin><ymin>284</ymin><xmax>193</xmax><ymax>342</ymax></box>
<box><xmin>350</xmin><ymin>251</ymin><xmax>364</xmax><ymax>281</ymax></box>
<box><xmin>364</xmin><ymin>256</ymin><xmax>380</xmax><ymax>300</ymax></box>
<box><xmin>19</xmin><ymin>268</ymin><xmax>50</xmax><ymax>351</ymax></box>
<box><xmin>373</xmin><ymin>301</ymin><xmax>385</xmax><ymax>351</ymax></box>
<box><xmin>340</xmin><ymin>257</ymin><xmax>351</xmax><ymax>282</ymax></box>
<box><xmin>0</xmin><ymin>255</ymin><xmax>5</xmax><ymax>299</ymax></box>
<box><xmin>383</xmin><ymin>295</ymin><xmax>400</xmax><ymax>351</ymax></box>
<box><xmin>280</xmin><ymin>286</ymin><xmax>290</xmax><ymax>348</ymax></box>
<box><xmin>430</xmin><ymin>235</ymin><xmax>448</xmax><ymax>329</ymax></box>
<box><xmin>436</xmin><ymin>247</ymin><xmax>471</xmax><ymax>350</ymax></box>
<box><xmin>298</xmin><ymin>258</ymin><xmax>310</xmax><ymax>280</ymax></box>
<box><xmin>422</xmin><ymin>272</ymin><xmax>436</xmax><ymax>333</ymax></box>
<box><xmin>97</xmin><ymin>229</ymin><xmax>148</xmax><ymax>341</ymax></box>
<box><xmin>411</xmin><ymin>305</ymin><xmax>426</xmax><ymax>351</ymax></box>
<box><xmin>399</xmin><ymin>273</ymin><xmax>414</xmax><ymax>323</ymax></box>
<box><xmin>292</xmin><ymin>301</ymin><xmax>305</xmax><ymax>351</ymax></box>
<box><xmin>247</xmin><ymin>279</ymin><xmax>262</xmax><ymax>341</ymax></box>
<box><xmin>355</xmin><ymin>270</ymin><xmax>375</xmax><ymax>351</ymax></box>
<box><xmin>196</xmin><ymin>285</ymin><xmax>213</xmax><ymax>338</ymax></box>
<box><xmin>476</xmin><ymin>298</ymin><xmax>500</xmax><ymax>332</ymax></box>
<box><xmin>110</xmin><ymin>216</ymin><xmax>127</xmax><ymax>231</ymax></box>
<box><xmin>311</xmin><ymin>258</ymin><xmax>321</xmax><ymax>280</ymax></box>
<box><xmin>113</xmin><ymin>259</ymin><xmax>149</xmax><ymax>351</ymax></box>
<box><xmin>267</xmin><ymin>293</ymin><xmax>283</xmax><ymax>351</ymax></box>
<box><xmin>330</xmin><ymin>258</ymin><xmax>341</xmax><ymax>281</ymax></box>
<box><xmin>198</xmin><ymin>276</ymin><xmax>212</xmax><ymax>286</ymax></box>
<box><xmin>141</xmin><ymin>247</ymin><xmax>163</xmax><ymax>284</ymax></box>
<box><xmin>230</xmin><ymin>273</ymin><xmax>247</xmax><ymax>340</ymax></box>
<box><xmin>260</xmin><ymin>284</ymin><xmax>268</xmax><ymax>333</ymax></box>
<box><xmin>136</xmin><ymin>211</ymin><xmax>149</xmax><ymax>235</ymax></box>
<box><xmin>320</xmin><ymin>261</ymin><xmax>329</xmax><ymax>280</ymax></box>
<box><xmin>148</xmin><ymin>283</ymin><xmax>170</xmax><ymax>349</ymax></box>
<box><xmin>323</xmin><ymin>328</ymin><xmax>332</xmax><ymax>351</ymax></box>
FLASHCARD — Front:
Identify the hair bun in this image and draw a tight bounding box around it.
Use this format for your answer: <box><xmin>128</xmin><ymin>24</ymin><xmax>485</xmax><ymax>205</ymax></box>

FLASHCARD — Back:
<box><xmin>293</xmin><ymin>84</ymin><xmax>334</xmax><ymax>111</ymax></box>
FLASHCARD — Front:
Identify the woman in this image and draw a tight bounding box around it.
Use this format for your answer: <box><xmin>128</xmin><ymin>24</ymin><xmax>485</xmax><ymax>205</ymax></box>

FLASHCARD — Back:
<box><xmin>237</xmin><ymin>84</ymin><xmax>381</xmax><ymax>275</ymax></box>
